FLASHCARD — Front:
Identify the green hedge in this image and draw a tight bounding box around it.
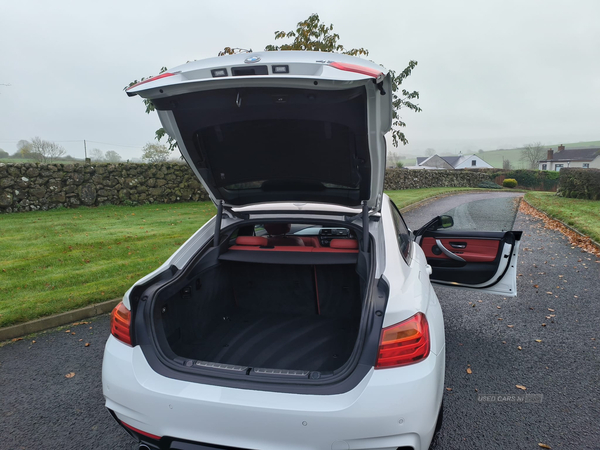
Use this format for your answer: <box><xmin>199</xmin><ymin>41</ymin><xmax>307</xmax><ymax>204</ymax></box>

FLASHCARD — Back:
<box><xmin>503</xmin><ymin>178</ymin><xmax>518</xmax><ymax>188</ymax></box>
<box><xmin>482</xmin><ymin>169</ymin><xmax>561</xmax><ymax>191</ymax></box>
<box><xmin>557</xmin><ymin>168</ymin><xmax>600</xmax><ymax>200</ymax></box>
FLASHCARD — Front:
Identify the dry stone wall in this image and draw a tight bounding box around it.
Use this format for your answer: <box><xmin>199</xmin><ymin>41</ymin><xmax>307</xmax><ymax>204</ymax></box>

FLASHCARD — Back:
<box><xmin>0</xmin><ymin>162</ymin><xmax>208</xmax><ymax>213</ymax></box>
<box><xmin>0</xmin><ymin>162</ymin><xmax>491</xmax><ymax>213</ymax></box>
<box><xmin>384</xmin><ymin>168</ymin><xmax>490</xmax><ymax>190</ymax></box>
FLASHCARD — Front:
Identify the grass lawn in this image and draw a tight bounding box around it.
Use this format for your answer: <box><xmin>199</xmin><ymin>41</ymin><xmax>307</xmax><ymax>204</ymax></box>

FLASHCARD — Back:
<box><xmin>0</xmin><ymin>186</ymin><xmax>511</xmax><ymax>328</ymax></box>
<box><xmin>0</xmin><ymin>202</ymin><xmax>216</xmax><ymax>328</ymax></box>
<box><xmin>524</xmin><ymin>192</ymin><xmax>600</xmax><ymax>243</ymax></box>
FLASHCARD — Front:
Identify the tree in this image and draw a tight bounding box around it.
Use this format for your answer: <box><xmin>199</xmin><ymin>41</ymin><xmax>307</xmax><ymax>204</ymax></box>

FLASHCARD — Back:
<box><xmin>502</xmin><ymin>157</ymin><xmax>512</xmax><ymax>170</ymax></box>
<box><xmin>89</xmin><ymin>148</ymin><xmax>104</xmax><ymax>162</ymax></box>
<box><xmin>104</xmin><ymin>150</ymin><xmax>122</xmax><ymax>163</ymax></box>
<box><xmin>0</xmin><ymin>148</ymin><xmax>8</xmax><ymax>159</ymax></box>
<box><xmin>520</xmin><ymin>141</ymin><xmax>545</xmax><ymax>169</ymax></box>
<box><xmin>387</xmin><ymin>150</ymin><xmax>400</xmax><ymax>167</ymax></box>
<box><xmin>396</xmin><ymin>161</ymin><xmax>404</xmax><ymax>169</ymax></box>
<box><xmin>129</xmin><ymin>13</ymin><xmax>421</xmax><ymax>151</ymax></box>
<box><xmin>141</xmin><ymin>143</ymin><xmax>170</xmax><ymax>163</ymax></box>
<box><xmin>30</xmin><ymin>137</ymin><xmax>66</xmax><ymax>163</ymax></box>
<box><xmin>14</xmin><ymin>140</ymin><xmax>33</xmax><ymax>158</ymax></box>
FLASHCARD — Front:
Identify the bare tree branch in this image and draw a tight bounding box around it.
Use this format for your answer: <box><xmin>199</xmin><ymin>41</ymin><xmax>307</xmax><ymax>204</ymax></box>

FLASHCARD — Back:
<box><xmin>520</xmin><ymin>142</ymin><xmax>545</xmax><ymax>169</ymax></box>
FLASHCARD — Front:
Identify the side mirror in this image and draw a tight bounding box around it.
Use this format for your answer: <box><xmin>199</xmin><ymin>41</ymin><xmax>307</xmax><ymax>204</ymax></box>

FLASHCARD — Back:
<box><xmin>414</xmin><ymin>214</ymin><xmax>455</xmax><ymax>238</ymax></box>
<box><xmin>439</xmin><ymin>215</ymin><xmax>454</xmax><ymax>229</ymax></box>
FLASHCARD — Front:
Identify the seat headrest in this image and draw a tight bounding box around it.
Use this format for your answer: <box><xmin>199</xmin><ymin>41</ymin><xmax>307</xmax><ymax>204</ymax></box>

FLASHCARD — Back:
<box><xmin>264</xmin><ymin>223</ymin><xmax>291</xmax><ymax>236</ymax></box>
<box><xmin>330</xmin><ymin>239</ymin><xmax>359</xmax><ymax>250</ymax></box>
<box><xmin>236</xmin><ymin>236</ymin><xmax>268</xmax><ymax>246</ymax></box>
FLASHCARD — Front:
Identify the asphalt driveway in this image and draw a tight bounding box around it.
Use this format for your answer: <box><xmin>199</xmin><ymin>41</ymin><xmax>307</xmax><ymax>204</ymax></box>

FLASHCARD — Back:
<box><xmin>1</xmin><ymin>193</ymin><xmax>598</xmax><ymax>449</ymax></box>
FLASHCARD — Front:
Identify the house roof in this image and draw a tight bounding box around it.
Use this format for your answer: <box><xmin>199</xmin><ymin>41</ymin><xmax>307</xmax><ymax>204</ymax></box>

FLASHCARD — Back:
<box><xmin>417</xmin><ymin>154</ymin><xmax>491</xmax><ymax>169</ymax></box>
<box><xmin>541</xmin><ymin>147</ymin><xmax>600</xmax><ymax>162</ymax></box>
<box><xmin>441</xmin><ymin>156</ymin><xmax>461</xmax><ymax>167</ymax></box>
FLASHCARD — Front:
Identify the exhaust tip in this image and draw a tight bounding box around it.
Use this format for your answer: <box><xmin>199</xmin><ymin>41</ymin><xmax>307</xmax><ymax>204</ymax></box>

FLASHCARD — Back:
<box><xmin>139</xmin><ymin>445</ymin><xmax>151</xmax><ymax>450</ymax></box>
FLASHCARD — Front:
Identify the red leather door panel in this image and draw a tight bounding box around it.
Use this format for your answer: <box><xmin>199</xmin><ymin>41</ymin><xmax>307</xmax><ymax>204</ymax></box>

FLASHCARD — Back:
<box><xmin>421</xmin><ymin>237</ymin><xmax>500</xmax><ymax>262</ymax></box>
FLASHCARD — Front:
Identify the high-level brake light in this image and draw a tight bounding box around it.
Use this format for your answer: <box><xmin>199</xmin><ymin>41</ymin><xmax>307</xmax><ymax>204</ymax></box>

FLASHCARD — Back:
<box><xmin>126</xmin><ymin>72</ymin><xmax>176</xmax><ymax>91</ymax></box>
<box><xmin>328</xmin><ymin>62</ymin><xmax>384</xmax><ymax>82</ymax></box>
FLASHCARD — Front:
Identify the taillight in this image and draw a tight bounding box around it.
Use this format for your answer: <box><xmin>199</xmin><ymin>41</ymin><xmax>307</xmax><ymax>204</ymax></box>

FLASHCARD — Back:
<box><xmin>110</xmin><ymin>301</ymin><xmax>132</xmax><ymax>346</ymax></box>
<box><xmin>125</xmin><ymin>72</ymin><xmax>176</xmax><ymax>91</ymax></box>
<box><xmin>375</xmin><ymin>312</ymin><xmax>430</xmax><ymax>369</ymax></box>
<box><xmin>328</xmin><ymin>62</ymin><xmax>384</xmax><ymax>81</ymax></box>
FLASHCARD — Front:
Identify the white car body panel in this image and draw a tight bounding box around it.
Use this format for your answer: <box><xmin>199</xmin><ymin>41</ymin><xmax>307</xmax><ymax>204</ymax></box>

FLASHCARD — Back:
<box><xmin>103</xmin><ymin>335</ymin><xmax>444</xmax><ymax>450</ymax></box>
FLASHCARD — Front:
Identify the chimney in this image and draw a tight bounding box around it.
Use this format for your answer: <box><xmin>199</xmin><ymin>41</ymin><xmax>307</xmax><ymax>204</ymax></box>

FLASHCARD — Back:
<box><xmin>547</xmin><ymin>149</ymin><xmax>554</xmax><ymax>160</ymax></box>
<box><xmin>558</xmin><ymin>144</ymin><xmax>565</xmax><ymax>152</ymax></box>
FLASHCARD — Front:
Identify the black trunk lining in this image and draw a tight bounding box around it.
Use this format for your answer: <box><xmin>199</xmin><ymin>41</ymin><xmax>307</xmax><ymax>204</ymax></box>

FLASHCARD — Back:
<box><xmin>160</xmin><ymin>261</ymin><xmax>362</xmax><ymax>373</ymax></box>
<box><xmin>171</xmin><ymin>309</ymin><xmax>358</xmax><ymax>373</ymax></box>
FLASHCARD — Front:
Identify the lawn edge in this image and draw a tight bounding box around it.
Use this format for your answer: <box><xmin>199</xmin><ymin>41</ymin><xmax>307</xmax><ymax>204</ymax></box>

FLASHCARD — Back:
<box><xmin>0</xmin><ymin>298</ymin><xmax>121</xmax><ymax>342</ymax></box>
<box><xmin>522</xmin><ymin>198</ymin><xmax>600</xmax><ymax>250</ymax></box>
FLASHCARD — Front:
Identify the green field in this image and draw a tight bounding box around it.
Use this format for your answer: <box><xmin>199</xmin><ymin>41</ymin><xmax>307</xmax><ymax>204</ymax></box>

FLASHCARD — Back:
<box><xmin>403</xmin><ymin>139</ymin><xmax>600</xmax><ymax>170</ymax></box>
<box><xmin>477</xmin><ymin>148</ymin><xmax>526</xmax><ymax>169</ymax></box>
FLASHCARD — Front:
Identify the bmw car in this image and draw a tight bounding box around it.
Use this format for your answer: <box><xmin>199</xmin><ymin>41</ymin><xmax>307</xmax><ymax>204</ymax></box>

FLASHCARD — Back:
<box><xmin>103</xmin><ymin>51</ymin><xmax>521</xmax><ymax>450</ymax></box>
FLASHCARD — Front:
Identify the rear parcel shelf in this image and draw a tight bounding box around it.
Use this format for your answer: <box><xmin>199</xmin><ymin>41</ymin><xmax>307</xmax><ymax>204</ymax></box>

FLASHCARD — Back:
<box><xmin>219</xmin><ymin>250</ymin><xmax>359</xmax><ymax>265</ymax></box>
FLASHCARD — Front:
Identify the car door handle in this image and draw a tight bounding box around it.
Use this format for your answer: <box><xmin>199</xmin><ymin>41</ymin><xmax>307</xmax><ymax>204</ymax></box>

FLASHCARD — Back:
<box><xmin>449</xmin><ymin>242</ymin><xmax>467</xmax><ymax>249</ymax></box>
<box><xmin>435</xmin><ymin>239</ymin><xmax>466</xmax><ymax>262</ymax></box>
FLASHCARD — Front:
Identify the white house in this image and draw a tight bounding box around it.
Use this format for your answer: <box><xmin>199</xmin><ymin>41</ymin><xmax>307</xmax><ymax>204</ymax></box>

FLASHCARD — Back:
<box><xmin>538</xmin><ymin>145</ymin><xmax>600</xmax><ymax>171</ymax></box>
<box><xmin>412</xmin><ymin>153</ymin><xmax>493</xmax><ymax>170</ymax></box>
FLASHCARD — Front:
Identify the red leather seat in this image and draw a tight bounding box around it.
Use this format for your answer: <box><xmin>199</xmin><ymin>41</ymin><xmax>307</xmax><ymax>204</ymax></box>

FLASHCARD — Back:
<box><xmin>230</xmin><ymin>237</ymin><xmax>358</xmax><ymax>253</ymax></box>
<box><xmin>312</xmin><ymin>239</ymin><xmax>359</xmax><ymax>253</ymax></box>
<box><xmin>235</xmin><ymin>236</ymin><xmax>268</xmax><ymax>247</ymax></box>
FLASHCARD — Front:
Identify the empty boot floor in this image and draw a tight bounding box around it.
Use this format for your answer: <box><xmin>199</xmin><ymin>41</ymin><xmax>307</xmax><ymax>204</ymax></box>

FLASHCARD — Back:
<box><xmin>173</xmin><ymin>310</ymin><xmax>359</xmax><ymax>372</ymax></box>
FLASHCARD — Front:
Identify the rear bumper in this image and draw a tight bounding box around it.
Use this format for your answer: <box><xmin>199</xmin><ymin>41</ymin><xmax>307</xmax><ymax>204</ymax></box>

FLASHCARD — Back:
<box><xmin>103</xmin><ymin>335</ymin><xmax>445</xmax><ymax>450</ymax></box>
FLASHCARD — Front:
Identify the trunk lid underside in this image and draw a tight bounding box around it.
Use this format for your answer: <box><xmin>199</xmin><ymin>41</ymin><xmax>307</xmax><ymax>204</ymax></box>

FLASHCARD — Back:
<box><xmin>128</xmin><ymin>52</ymin><xmax>392</xmax><ymax>210</ymax></box>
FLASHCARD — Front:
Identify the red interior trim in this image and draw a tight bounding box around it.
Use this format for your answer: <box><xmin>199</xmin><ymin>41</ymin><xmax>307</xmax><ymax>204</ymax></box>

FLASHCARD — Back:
<box><xmin>330</xmin><ymin>239</ymin><xmax>358</xmax><ymax>249</ymax></box>
<box><xmin>229</xmin><ymin>245</ymin><xmax>315</xmax><ymax>252</ymax></box>
<box><xmin>229</xmin><ymin>245</ymin><xmax>358</xmax><ymax>253</ymax></box>
<box><xmin>311</xmin><ymin>247</ymin><xmax>360</xmax><ymax>253</ymax></box>
<box><xmin>422</xmin><ymin>237</ymin><xmax>500</xmax><ymax>262</ymax></box>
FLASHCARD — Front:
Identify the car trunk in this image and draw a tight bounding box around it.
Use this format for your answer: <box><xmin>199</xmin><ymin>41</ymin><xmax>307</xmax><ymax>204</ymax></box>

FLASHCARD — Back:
<box><xmin>154</xmin><ymin>259</ymin><xmax>363</xmax><ymax>374</ymax></box>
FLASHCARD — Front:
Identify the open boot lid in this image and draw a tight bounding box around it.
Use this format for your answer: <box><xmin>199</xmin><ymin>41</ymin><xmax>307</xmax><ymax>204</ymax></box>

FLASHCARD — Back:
<box><xmin>127</xmin><ymin>51</ymin><xmax>392</xmax><ymax>211</ymax></box>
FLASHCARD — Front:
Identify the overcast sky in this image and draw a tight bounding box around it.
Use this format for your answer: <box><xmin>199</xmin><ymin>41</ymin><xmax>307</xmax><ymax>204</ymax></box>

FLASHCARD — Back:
<box><xmin>1</xmin><ymin>0</ymin><xmax>599</xmax><ymax>160</ymax></box>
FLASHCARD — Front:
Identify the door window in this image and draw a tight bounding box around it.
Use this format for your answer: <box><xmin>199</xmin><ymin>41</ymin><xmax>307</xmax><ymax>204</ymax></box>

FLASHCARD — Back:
<box><xmin>389</xmin><ymin>200</ymin><xmax>412</xmax><ymax>264</ymax></box>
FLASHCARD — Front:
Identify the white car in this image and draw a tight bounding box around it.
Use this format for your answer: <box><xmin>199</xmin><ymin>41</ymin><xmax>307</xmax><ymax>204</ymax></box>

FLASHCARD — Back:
<box><xmin>103</xmin><ymin>51</ymin><xmax>521</xmax><ymax>450</ymax></box>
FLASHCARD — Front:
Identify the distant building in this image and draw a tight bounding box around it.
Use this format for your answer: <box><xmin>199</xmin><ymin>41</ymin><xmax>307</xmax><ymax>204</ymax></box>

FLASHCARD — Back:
<box><xmin>409</xmin><ymin>153</ymin><xmax>493</xmax><ymax>170</ymax></box>
<box><xmin>538</xmin><ymin>145</ymin><xmax>600</xmax><ymax>171</ymax></box>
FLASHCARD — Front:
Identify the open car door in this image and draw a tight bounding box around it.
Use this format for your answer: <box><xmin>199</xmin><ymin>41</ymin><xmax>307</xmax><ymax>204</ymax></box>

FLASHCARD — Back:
<box><xmin>415</xmin><ymin>216</ymin><xmax>522</xmax><ymax>297</ymax></box>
